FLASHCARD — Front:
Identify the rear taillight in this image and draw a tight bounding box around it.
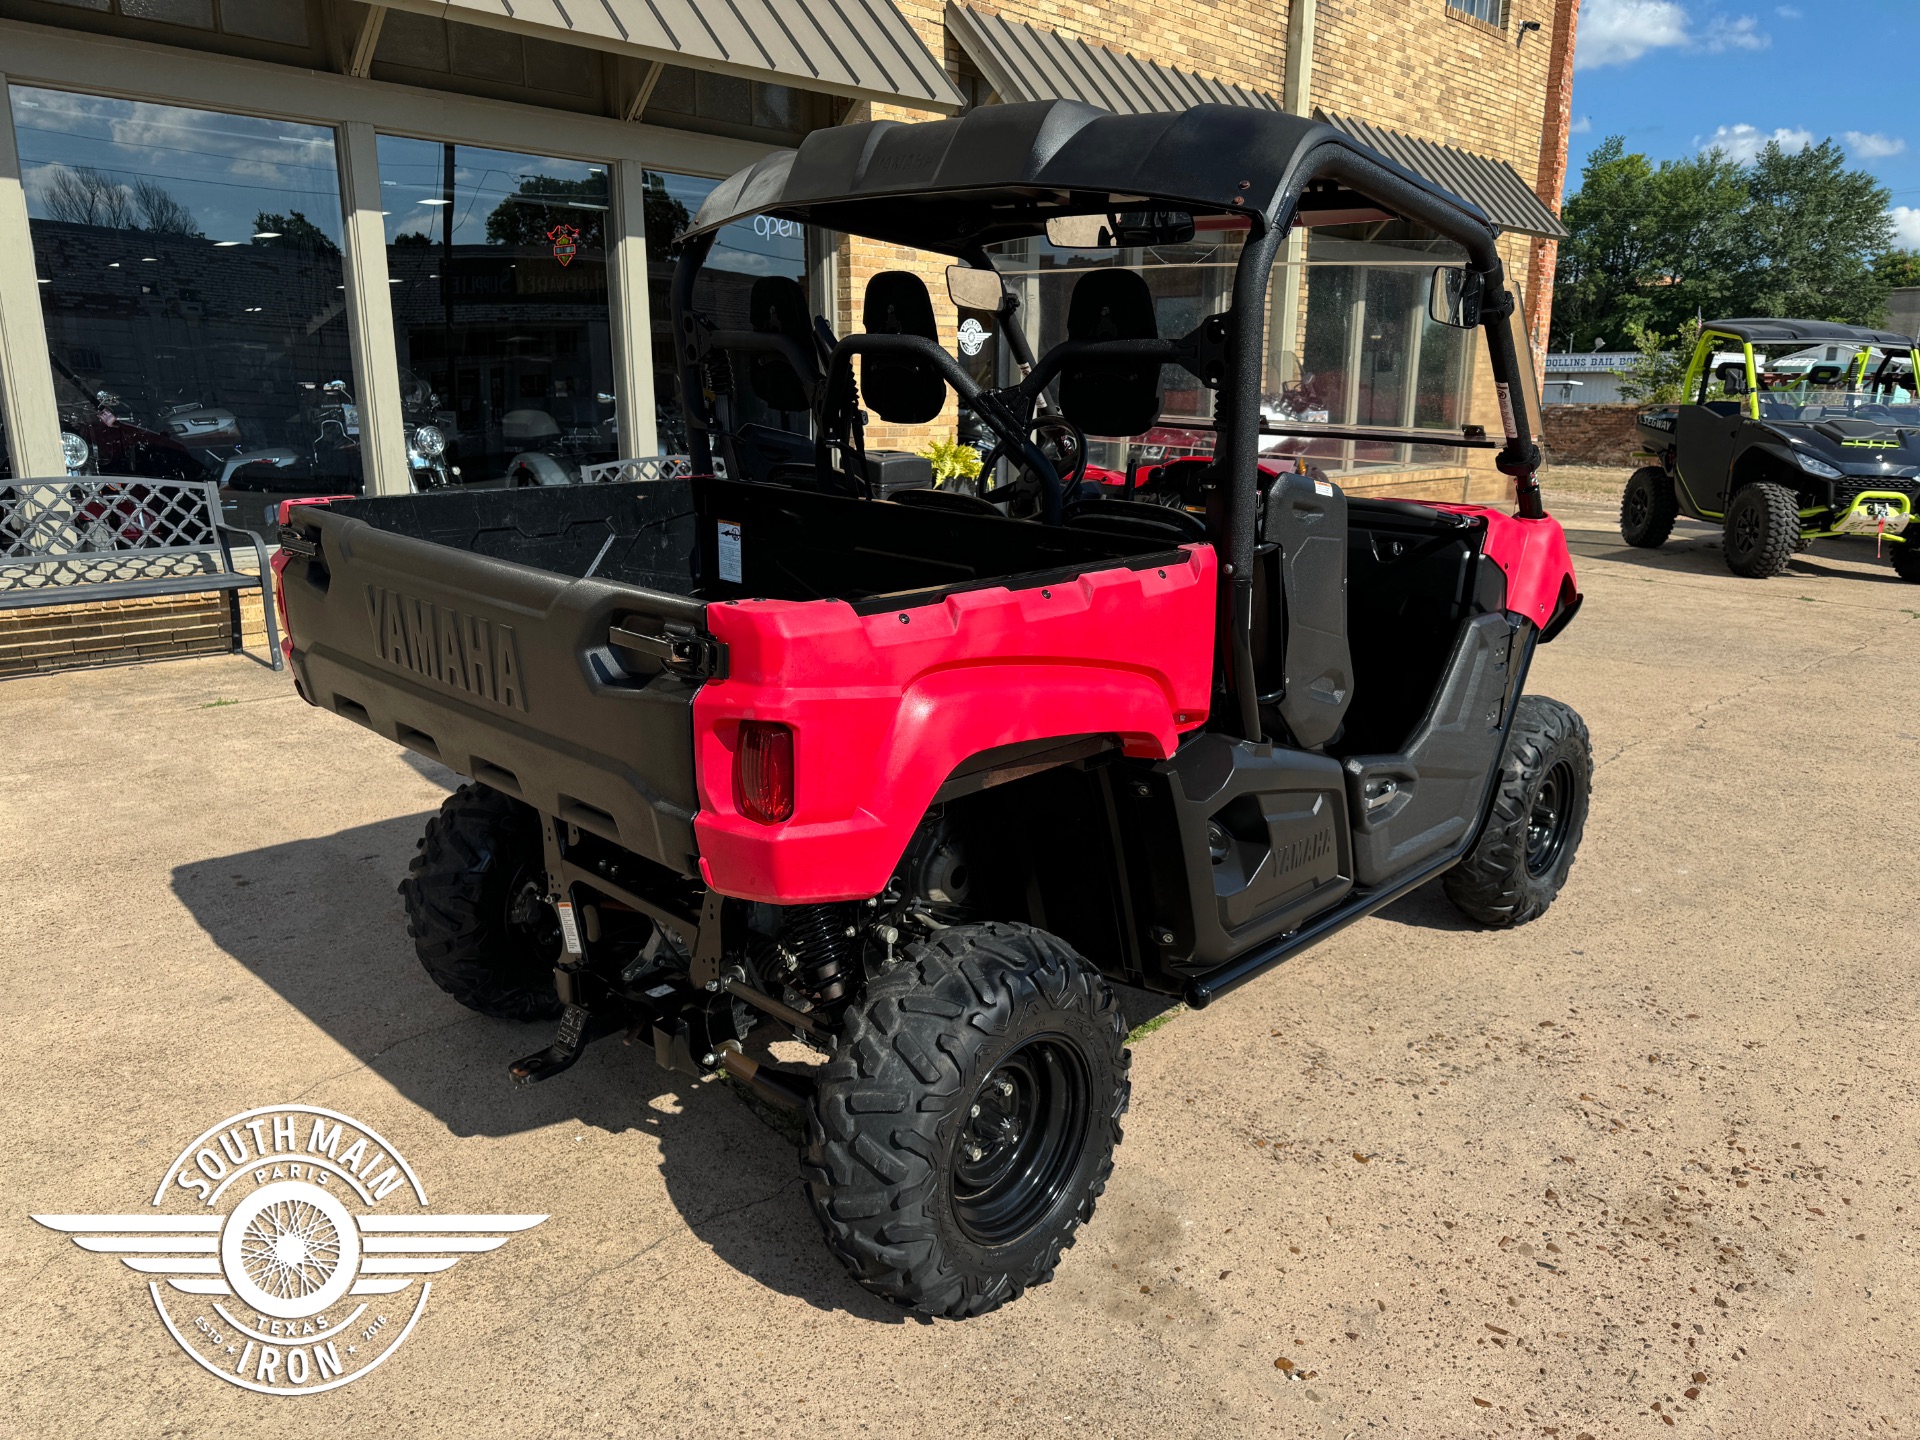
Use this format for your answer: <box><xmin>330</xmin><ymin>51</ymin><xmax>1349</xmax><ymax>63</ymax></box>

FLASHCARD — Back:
<box><xmin>735</xmin><ymin>721</ymin><xmax>794</xmax><ymax>824</ymax></box>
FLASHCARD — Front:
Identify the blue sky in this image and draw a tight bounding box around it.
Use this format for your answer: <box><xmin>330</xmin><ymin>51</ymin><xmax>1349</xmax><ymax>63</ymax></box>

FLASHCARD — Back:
<box><xmin>1568</xmin><ymin>0</ymin><xmax>1920</xmax><ymax>246</ymax></box>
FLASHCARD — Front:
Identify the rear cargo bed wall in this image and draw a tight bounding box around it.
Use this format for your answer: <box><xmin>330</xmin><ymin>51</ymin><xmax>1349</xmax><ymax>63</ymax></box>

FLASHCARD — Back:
<box><xmin>326</xmin><ymin>478</ymin><xmax>1176</xmax><ymax>609</ymax></box>
<box><xmin>326</xmin><ymin>482</ymin><xmax>705</xmax><ymax>597</ymax></box>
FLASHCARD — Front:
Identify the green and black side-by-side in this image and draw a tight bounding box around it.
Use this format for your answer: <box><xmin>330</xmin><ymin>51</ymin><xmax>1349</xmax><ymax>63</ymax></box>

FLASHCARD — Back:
<box><xmin>1625</xmin><ymin>318</ymin><xmax>1920</xmax><ymax>580</ymax></box>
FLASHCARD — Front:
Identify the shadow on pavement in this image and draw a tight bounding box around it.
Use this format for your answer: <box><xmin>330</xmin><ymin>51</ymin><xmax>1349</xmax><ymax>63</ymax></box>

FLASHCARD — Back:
<box><xmin>171</xmin><ymin>814</ymin><xmax>903</xmax><ymax>1324</ymax></box>
<box><xmin>1367</xmin><ymin>878</ymin><xmax>1477</xmax><ymax>933</ymax></box>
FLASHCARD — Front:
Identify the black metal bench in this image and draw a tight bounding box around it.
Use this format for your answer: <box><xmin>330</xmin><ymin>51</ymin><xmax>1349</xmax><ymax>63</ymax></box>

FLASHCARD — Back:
<box><xmin>0</xmin><ymin>477</ymin><xmax>281</xmax><ymax>669</ymax></box>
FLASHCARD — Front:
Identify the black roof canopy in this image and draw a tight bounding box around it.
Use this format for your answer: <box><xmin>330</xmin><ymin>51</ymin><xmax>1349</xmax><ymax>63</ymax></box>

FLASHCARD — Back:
<box><xmin>1708</xmin><ymin>317</ymin><xmax>1915</xmax><ymax>348</ymax></box>
<box><xmin>681</xmin><ymin>100</ymin><xmax>1498</xmax><ymax>257</ymax></box>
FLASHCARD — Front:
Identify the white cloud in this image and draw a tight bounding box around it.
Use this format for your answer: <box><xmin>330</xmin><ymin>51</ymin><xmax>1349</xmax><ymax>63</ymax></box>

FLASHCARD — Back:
<box><xmin>1775</xmin><ymin>4</ymin><xmax>1802</xmax><ymax>16</ymax></box>
<box><xmin>1570</xmin><ymin>115</ymin><xmax>1593</xmax><ymax>135</ymax></box>
<box><xmin>1576</xmin><ymin>0</ymin><xmax>1691</xmax><ymax>69</ymax></box>
<box><xmin>1845</xmin><ymin>131</ymin><xmax>1907</xmax><ymax>160</ymax></box>
<box><xmin>1698</xmin><ymin>123</ymin><xmax>1814</xmax><ymax>163</ymax></box>
<box><xmin>1702</xmin><ymin>15</ymin><xmax>1770</xmax><ymax>51</ymax></box>
<box><xmin>1892</xmin><ymin>207</ymin><xmax>1920</xmax><ymax>248</ymax></box>
<box><xmin>1576</xmin><ymin>1</ymin><xmax>1770</xmax><ymax>70</ymax></box>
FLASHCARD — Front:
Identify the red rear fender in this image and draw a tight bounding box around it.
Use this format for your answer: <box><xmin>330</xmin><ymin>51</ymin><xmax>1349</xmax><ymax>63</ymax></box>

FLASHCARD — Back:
<box><xmin>693</xmin><ymin>545</ymin><xmax>1217</xmax><ymax>903</ymax></box>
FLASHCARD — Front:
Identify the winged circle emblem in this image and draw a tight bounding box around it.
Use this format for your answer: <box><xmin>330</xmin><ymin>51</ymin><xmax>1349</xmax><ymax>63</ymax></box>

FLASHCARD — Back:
<box><xmin>32</xmin><ymin>1104</ymin><xmax>544</xmax><ymax>1395</ymax></box>
<box><xmin>547</xmin><ymin>222</ymin><xmax>581</xmax><ymax>267</ymax></box>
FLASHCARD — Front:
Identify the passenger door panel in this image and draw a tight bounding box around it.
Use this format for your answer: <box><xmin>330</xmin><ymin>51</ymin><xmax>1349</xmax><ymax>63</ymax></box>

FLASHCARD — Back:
<box><xmin>1341</xmin><ymin>613</ymin><xmax>1518</xmax><ymax>887</ymax></box>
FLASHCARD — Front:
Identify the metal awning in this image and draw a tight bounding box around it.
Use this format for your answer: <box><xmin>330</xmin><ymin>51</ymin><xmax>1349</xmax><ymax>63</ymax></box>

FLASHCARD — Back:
<box><xmin>395</xmin><ymin>0</ymin><xmax>965</xmax><ymax>112</ymax></box>
<box><xmin>1318</xmin><ymin>112</ymin><xmax>1568</xmax><ymax>240</ymax></box>
<box><xmin>944</xmin><ymin>2</ymin><xmax>1282</xmax><ymax>115</ymax></box>
<box><xmin>941</xmin><ymin>6</ymin><xmax>1564</xmax><ymax>239</ymax></box>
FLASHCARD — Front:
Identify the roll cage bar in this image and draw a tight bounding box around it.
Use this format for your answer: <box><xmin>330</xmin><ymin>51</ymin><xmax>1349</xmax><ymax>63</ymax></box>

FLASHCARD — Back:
<box><xmin>1685</xmin><ymin>327</ymin><xmax>1920</xmax><ymax>419</ymax></box>
<box><xmin>668</xmin><ymin>128</ymin><xmax>1547</xmax><ymax>743</ymax></box>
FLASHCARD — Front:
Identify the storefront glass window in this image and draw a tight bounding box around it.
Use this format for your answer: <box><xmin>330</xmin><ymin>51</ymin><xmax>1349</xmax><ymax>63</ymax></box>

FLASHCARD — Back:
<box><xmin>991</xmin><ymin>220</ymin><xmax>1479</xmax><ymax>480</ymax></box>
<box><xmin>8</xmin><ymin>86</ymin><xmax>349</xmax><ymax>518</ymax></box>
<box><xmin>642</xmin><ymin>170</ymin><xmax>808</xmax><ymax>455</ymax></box>
<box><xmin>1284</xmin><ymin>228</ymin><xmax>1479</xmax><ymax>470</ymax></box>
<box><xmin>377</xmin><ymin>136</ymin><xmax>617</xmax><ymax>486</ymax></box>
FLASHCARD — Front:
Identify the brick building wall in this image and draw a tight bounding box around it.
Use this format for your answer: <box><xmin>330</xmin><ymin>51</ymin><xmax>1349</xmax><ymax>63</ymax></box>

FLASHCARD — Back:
<box><xmin>1541</xmin><ymin>404</ymin><xmax>1651</xmax><ymax>467</ymax></box>
<box><xmin>0</xmin><ymin>588</ymin><xmax>272</xmax><ymax>678</ymax></box>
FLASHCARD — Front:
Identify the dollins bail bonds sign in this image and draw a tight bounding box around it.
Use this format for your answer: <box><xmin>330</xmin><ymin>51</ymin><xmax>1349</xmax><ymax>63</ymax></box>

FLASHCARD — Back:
<box><xmin>33</xmin><ymin>1105</ymin><xmax>544</xmax><ymax>1395</ymax></box>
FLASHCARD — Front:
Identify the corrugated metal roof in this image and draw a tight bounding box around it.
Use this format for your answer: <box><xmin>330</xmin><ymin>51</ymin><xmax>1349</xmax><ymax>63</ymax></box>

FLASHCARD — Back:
<box><xmin>941</xmin><ymin>7</ymin><xmax>1565</xmax><ymax>240</ymax></box>
<box><xmin>1318</xmin><ymin>111</ymin><xmax>1568</xmax><ymax>240</ymax></box>
<box><xmin>418</xmin><ymin>0</ymin><xmax>965</xmax><ymax>112</ymax></box>
<box><xmin>944</xmin><ymin>2</ymin><xmax>1282</xmax><ymax>116</ymax></box>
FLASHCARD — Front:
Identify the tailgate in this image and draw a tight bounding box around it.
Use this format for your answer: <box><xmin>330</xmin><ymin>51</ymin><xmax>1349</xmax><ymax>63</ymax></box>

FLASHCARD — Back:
<box><xmin>279</xmin><ymin>503</ymin><xmax>710</xmax><ymax>876</ymax></box>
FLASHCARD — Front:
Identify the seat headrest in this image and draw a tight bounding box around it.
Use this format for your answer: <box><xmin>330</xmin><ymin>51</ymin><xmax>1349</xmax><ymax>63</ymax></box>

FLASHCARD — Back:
<box><xmin>747</xmin><ymin>275</ymin><xmax>812</xmax><ymax>413</ymax></box>
<box><xmin>1059</xmin><ymin>268</ymin><xmax>1160</xmax><ymax>438</ymax></box>
<box><xmin>861</xmin><ymin>271</ymin><xmax>946</xmax><ymax>425</ymax></box>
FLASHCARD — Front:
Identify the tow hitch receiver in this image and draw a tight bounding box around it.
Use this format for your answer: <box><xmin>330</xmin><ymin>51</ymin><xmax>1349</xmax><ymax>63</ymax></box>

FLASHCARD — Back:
<box><xmin>510</xmin><ymin>895</ymin><xmax>618</xmax><ymax>1084</ymax></box>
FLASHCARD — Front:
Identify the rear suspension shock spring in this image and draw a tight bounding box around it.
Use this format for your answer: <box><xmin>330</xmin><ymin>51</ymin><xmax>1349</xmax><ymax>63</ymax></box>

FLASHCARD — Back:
<box><xmin>780</xmin><ymin>904</ymin><xmax>852</xmax><ymax>1009</ymax></box>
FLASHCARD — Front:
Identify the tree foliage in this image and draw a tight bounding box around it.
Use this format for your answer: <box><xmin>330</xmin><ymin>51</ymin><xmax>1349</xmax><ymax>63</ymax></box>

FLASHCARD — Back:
<box><xmin>41</xmin><ymin>164</ymin><xmax>202</xmax><ymax>236</ymax></box>
<box><xmin>252</xmin><ymin>210</ymin><xmax>340</xmax><ymax>255</ymax></box>
<box><xmin>482</xmin><ymin>176</ymin><xmax>609</xmax><ymax>249</ymax></box>
<box><xmin>1615</xmin><ymin>320</ymin><xmax>1696</xmax><ymax>405</ymax></box>
<box><xmin>1871</xmin><ymin>249</ymin><xmax>1920</xmax><ymax>290</ymax></box>
<box><xmin>1553</xmin><ymin>135</ymin><xmax>1896</xmax><ymax>350</ymax></box>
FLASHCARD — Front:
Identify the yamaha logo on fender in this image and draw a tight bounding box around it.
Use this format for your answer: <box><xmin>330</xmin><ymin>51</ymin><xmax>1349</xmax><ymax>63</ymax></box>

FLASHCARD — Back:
<box><xmin>1275</xmin><ymin>826</ymin><xmax>1335</xmax><ymax>876</ymax></box>
<box><xmin>364</xmin><ymin>585</ymin><xmax>527</xmax><ymax>712</ymax></box>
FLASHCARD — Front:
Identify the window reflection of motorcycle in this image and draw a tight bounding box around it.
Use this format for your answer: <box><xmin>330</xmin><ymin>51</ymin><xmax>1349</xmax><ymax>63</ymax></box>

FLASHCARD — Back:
<box><xmin>286</xmin><ymin>377</ymin><xmax>453</xmax><ymax>492</ymax></box>
<box><xmin>49</xmin><ymin>357</ymin><xmax>199</xmax><ymax>482</ymax></box>
<box><xmin>505</xmin><ymin>392</ymin><xmax>618</xmax><ymax>487</ymax></box>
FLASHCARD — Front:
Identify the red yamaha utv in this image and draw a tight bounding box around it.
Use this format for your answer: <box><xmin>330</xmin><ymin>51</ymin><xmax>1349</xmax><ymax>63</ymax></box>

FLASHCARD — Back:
<box><xmin>273</xmin><ymin>101</ymin><xmax>1589</xmax><ymax>1319</ymax></box>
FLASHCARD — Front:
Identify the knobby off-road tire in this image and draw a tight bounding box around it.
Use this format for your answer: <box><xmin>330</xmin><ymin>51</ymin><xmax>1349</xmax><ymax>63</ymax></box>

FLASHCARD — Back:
<box><xmin>1891</xmin><ymin>539</ymin><xmax>1920</xmax><ymax>584</ymax></box>
<box><xmin>1443</xmin><ymin>695</ymin><xmax>1592</xmax><ymax>928</ymax></box>
<box><xmin>1722</xmin><ymin>481</ymin><xmax>1799</xmax><ymax>578</ymax></box>
<box><xmin>1619</xmin><ymin>465</ymin><xmax>1679</xmax><ymax>548</ymax></box>
<box><xmin>802</xmin><ymin>922</ymin><xmax>1129</xmax><ymax>1319</ymax></box>
<box><xmin>398</xmin><ymin>784</ymin><xmax>563</xmax><ymax>1021</ymax></box>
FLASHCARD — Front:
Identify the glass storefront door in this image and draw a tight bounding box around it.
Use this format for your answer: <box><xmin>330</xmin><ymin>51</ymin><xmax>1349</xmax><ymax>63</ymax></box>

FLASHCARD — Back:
<box><xmin>376</xmin><ymin>136</ymin><xmax>618</xmax><ymax>487</ymax></box>
<box><xmin>7</xmin><ymin>86</ymin><xmax>351</xmax><ymax>517</ymax></box>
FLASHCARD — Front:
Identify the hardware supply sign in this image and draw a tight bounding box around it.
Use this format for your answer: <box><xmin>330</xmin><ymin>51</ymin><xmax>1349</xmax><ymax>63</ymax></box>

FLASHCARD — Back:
<box><xmin>32</xmin><ymin>1105</ymin><xmax>545</xmax><ymax>1395</ymax></box>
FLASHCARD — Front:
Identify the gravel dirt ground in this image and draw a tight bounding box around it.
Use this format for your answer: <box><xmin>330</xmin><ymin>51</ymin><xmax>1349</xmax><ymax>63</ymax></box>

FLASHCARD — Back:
<box><xmin>2</xmin><ymin>471</ymin><xmax>1916</xmax><ymax>1439</ymax></box>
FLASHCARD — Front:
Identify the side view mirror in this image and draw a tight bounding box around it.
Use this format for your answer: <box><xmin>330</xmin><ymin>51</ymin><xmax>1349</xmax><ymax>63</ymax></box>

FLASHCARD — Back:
<box><xmin>1428</xmin><ymin>266</ymin><xmax>1484</xmax><ymax>329</ymax></box>
<box><xmin>946</xmin><ymin>263</ymin><xmax>1006</xmax><ymax>312</ymax></box>
<box><xmin>1045</xmin><ymin>209</ymin><xmax>1195</xmax><ymax>250</ymax></box>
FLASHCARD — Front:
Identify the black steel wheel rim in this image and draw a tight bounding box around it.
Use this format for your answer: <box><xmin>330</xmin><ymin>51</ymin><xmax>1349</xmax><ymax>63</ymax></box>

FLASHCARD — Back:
<box><xmin>1731</xmin><ymin>498</ymin><xmax>1760</xmax><ymax>556</ymax></box>
<box><xmin>1625</xmin><ymin>482</ymin><xmax>1649</xmax><ymax>529</ymax></box>
<box><xmin>950</xmin><ymin>1034</ymin><xmax>1092</xmax><ymax>1247</ymax></box>
<box><xmin>1525</xmin><ymin>760</ymin><xmax>1577</xmax><ymax>878</ymax></box>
